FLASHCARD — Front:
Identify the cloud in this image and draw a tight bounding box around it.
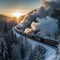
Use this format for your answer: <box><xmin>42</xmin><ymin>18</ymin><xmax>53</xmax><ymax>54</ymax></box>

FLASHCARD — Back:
<box><xmin>31</xmin><ymin>16</ymin><xmax>58</xmax><ymax>36</ymax></box>
<box><xmin>17</xmin><ymin>0</ymin><xmax>60</xmax><ymax>30</ymax></box>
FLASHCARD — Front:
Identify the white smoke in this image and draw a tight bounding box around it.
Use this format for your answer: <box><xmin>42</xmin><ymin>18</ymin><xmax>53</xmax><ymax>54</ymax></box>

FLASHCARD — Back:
<box><xmin>24</xmin><ymin>28</ymin><xmax>32</xmax><ymax>34</ymax></box>
<box><xmin>17</xmin><ymin>0</ymin><xmax>60</xmax><ymax>30</ymax></box>
<box><xmin>31</xmin><ymin>16</ymin><xmax>58</xmax><ymax>36</ymax></box>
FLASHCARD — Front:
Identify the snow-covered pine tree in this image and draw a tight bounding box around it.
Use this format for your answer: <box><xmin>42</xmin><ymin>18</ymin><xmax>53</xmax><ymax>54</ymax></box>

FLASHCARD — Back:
<box><xmin>29</xmin><ymin>44</ymin><xmax>46</xmax><ymax>60</ymax></box>
<box><xmin>3</xmin><ymin>22</ymin><xmax>9</xmax><ymax>34</ymax></box>
<box><xmin>0</xmin><ymin>38</ymin><xmax>8</xmax><ymax>60</ymax></box>
<box><xmin>24</xmin><ymin>37</ymin><xmax>32</xmax><ymax>60</ymax></box>
<box><xmin>4</xmin><ymin>30</ymin><xmax>18</xmax><ymax>60</ymax></box>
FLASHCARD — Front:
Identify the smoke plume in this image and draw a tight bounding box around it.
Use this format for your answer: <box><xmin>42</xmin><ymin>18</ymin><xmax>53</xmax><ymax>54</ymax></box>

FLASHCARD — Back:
<box><xmin>17</xmin><ymin>0</ymin><xmax>60</xmax><ymax>30</ymax></box>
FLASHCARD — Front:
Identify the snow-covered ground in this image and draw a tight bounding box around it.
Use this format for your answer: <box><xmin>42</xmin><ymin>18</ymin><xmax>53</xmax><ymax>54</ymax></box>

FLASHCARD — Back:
<box><xmin>12</xmin><ymin>27</ymin><xmax>57</xmax><ymax>60</ymax></box>
<box><xmin>27</xmin><ymin>38</ymin><xmax>57</xmax><ymax>60</ymax></box>
<box><xmin>0</xmin><ymin>0</ymin><xmax>60</xmax><ymax>60</ymax></box>
<box><xmin>12</xmin><ymin>15</ymin><xmax>59</xmax><ymax>60</ymax></box>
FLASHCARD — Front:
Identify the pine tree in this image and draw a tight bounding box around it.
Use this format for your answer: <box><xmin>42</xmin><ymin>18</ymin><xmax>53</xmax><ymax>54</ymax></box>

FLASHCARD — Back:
<box><xmin>0</xmin><ymin>38</ymin><xmax>8</xmax><ymax>60</ymax></box>
<box><xmin>20</xmin><ymin>43</ymin><xmax>25</xmax><ymax>59</ymax></box>
<box><xmin>37</xmin><ymin>45</ymin><xmax>46</xmax><ymax>55</ymax></box>
<box><xmin>24</xmin><ymin>38</ymin><xmax>32</xmax><ymax>60</ymax></box>
<box><xmin>29</xmin><ymin>44</ymin><xmax>46</xmax><ymax>60</ymax></box>
<box><xmin>3</xmin><ymin>22</ymin><xmax>8</xmax><ymax>34</ymax></box>
<box><xmin>4</xmin><ymin>30</ymin><xmax>18</xmax><ymax>60</ymax></box>
<box><xmin>0</xmin><ymin>41</ymin><xmax>4</xmax><ymax>60</ymax></box>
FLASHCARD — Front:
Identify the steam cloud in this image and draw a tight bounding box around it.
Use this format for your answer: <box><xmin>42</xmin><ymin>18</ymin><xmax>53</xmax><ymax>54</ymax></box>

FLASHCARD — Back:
<box><xmin>17</xmin><ymin>0</ymin><xmax>60</xmax><ymax>30</ymax></box>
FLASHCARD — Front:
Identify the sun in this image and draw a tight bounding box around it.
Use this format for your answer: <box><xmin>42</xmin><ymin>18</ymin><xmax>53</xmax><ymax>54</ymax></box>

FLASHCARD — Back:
<box><xmin>12</xmin><ymin>12</ymin><xmax>24</xmax><ymax>18</ymax></box>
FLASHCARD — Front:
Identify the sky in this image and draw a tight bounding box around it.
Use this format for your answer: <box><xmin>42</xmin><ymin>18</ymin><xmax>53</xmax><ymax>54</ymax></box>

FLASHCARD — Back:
<box><xmin>0</xmin><ymin>0</ymin><xmax>40</xmax><ymax>16</ymax></box>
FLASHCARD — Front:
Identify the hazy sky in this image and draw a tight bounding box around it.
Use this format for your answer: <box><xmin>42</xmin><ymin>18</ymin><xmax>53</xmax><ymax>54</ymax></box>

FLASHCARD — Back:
<box><xmin>0</xmin><ymin>0</ymin><xmax>40</xmax><ymax>15</ymax></box>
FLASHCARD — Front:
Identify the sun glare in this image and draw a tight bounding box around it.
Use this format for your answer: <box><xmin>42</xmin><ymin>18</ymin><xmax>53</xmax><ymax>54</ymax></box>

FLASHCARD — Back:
<box><xmin>12</xmin><ymin>12</ymin><xmax>24</xmax><ymax>18</ymax></box>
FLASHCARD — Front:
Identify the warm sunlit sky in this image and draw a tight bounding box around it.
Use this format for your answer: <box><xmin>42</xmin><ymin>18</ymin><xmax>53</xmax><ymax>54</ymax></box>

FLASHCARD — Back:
<box><xmin>0</xmin><ymin>0</ymin><xmax>40</xmax><ymax>16</ymax></box>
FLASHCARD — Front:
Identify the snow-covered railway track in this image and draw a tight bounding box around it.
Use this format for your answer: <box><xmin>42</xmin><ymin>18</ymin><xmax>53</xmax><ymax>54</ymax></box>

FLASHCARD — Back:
<box><xmin>14</xmin><ymin>27</ymin><xmax>59</xmax><ymax>48</ymax></box>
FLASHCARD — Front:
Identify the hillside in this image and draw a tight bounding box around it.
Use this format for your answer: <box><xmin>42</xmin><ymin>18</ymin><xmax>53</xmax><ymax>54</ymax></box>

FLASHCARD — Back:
<box><xmin>0</xmin><ymin>0</ymin><xmax>60</xmax><ymax>60</ymax></box>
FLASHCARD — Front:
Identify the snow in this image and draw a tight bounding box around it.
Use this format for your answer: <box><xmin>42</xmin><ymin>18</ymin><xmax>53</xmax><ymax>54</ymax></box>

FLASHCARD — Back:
<box><xmin>13</xmin><ymin>27</ymin><xmax>57</xmax><ymax>60</ymax></box>
<box><xmin>12</xmin><ymin>11</ymin><xmax>58</xmax><ymax>60</ymax></box>
<box><xmin>11</xmin><ymin>44</ymin><xmax>21</xmax><ymax>60</ymax></box>
<box><xmin>12</xmin><ymin>27</ymin><xmax>22</xmax><ymax>37</ymax></box>
<box><xmin>0</xmin><ymin>0</ymin><xmax>59</xmax><ymax>60</ymax></box>
<box><xmin>12</xmin><ymin>15</ymin><xmax>59</xmax><ymax>60</ymax></box>
<box><xmin>27</xmin><ymin>38</ymin><xmax>57</xmax><ymax>60</ymax></box>
<box><xmin>57</xmin><ymin>44</ymin><xmax>60</xmax><ymax>60</ymax></box>
<box><xmin>28</xmin><ymin>40</ymin><xmax>56</xmax><ymax>60</ymax></box>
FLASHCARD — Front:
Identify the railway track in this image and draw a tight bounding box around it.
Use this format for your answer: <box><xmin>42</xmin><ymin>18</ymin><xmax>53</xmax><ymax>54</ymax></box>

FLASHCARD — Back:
<box><xmin>14</xmin><ymin>27</ymin><xmax>59</xmax><ymax>48</ymax></box>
